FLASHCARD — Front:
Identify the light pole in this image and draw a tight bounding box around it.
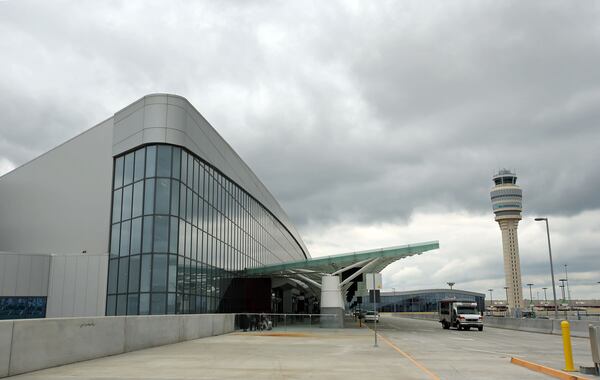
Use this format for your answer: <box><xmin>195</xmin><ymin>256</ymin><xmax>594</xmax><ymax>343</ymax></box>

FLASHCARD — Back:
<box><xmin>488</xmin><ymin>289</ymin><xmax>494</xmax><ymax>315</ymax></box>
<box><xmin>535</xmin><ymin>217</ymin><xmax>559</xmax><ymax>319</ymax></box>
<box><xmin>526</xmin><ymin>283</ymin><xmax>534</xmax><ymax>309</ymax></box>
<box><xmin>559</xmin><ymin>279</ymin><xmax>568</xmax><ymax>319</ymax></box>
<box><xmin>542</xmin><ymin>287</ymin><xmax>549</xmax><ymax>317</ymax></box>
<box><xmin>542</xmin><ymin>287</ymin><xmax>548</xmax><ymax>304</ymax></box>
<box><xmin>392</xmin><ymin>288</ymin><xmax>396</xmax><ymax>313</ymax></box>
<box><xmin>559</xmin><ymin>279</ymin><xmax>567</xmax><ymax>303</ymax></box>
<box><xmin>447</xmin><ymin>282</ymin><xmax>455</xmax><ymax>290</ymax></box>
<box><xmin>564</xmin><ymin>264</ymin><xmax>572</xmax><ymax>307</ymax></box>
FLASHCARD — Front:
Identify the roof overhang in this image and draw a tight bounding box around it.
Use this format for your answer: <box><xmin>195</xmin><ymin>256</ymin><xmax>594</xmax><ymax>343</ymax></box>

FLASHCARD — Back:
<box><xmin>244</xmin><ymin>240</ymin><xmax>440</xmax><ymax>277</ymax></box>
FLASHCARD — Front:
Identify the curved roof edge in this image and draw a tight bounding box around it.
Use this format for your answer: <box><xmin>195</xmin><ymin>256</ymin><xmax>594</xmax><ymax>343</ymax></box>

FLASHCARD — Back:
<box><xmin>110</xmin><ymin>93</ymin><xmax>309</xmax><ymax>259</ymax></box>
<box><xmin>380</xmin><ymin>288</ymin><xmax>485</xmax><ymax>297</ymax></box>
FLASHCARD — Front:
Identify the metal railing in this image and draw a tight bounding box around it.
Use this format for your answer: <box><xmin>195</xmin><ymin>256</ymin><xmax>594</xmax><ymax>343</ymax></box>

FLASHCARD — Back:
<box><xmin>234</xmin><ymin>313</ymin><xmax>340</xmax><ymax>330</ymax></box>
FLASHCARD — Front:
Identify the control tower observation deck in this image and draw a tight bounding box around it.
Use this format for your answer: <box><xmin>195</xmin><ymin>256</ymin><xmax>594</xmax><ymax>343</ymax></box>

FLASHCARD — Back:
<box><xmin>490</xmin><ymin>169</ymin><xmax>524</xmax><ymax>311</ymax></box>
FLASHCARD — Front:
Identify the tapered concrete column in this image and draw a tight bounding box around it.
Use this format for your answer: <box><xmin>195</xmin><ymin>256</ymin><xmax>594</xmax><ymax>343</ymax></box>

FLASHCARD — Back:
<box><xmin>320</xmin><ymin>275</ymin><xmax>344</xmax><ymax>328</ymax></box>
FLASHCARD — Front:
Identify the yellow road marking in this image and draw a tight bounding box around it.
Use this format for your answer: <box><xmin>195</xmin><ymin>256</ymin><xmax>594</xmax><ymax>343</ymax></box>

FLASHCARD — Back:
<box><xmin>511</xmin><ymin>357</ymin><xmax>591</xmax><ymax>380</ymax></box>
<box><xmin>362</xmin><ymin>323</ymin><xmax>440</xmax><ymax>380</ymax></box>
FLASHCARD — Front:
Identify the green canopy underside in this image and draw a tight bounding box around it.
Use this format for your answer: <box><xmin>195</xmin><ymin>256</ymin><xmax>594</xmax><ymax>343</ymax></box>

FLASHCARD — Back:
<box><xmin>244</xmin><ymin>240</ymin><xmax>440</xmax><ymax>276</ymax></box>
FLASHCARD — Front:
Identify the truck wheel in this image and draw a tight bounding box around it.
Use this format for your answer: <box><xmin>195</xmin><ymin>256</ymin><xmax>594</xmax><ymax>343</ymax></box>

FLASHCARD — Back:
<box><xmin>457</xmin><ymin>324</ymin><xmax>462</xmax><ymax>330</ymax></box>
<box><xmin>464</xmin><ymin>326</ymin><xmax>470</xmax><ymax>331</ymax></box>
<box><xmin>478</xmin><ymin>326</ymin><xmax>483</xmax><ymax>331</ymax></box>
<box><xmin>442</xmin><ymin>322</ymin><xmax>449</xmax><ymax>329</ymax></box>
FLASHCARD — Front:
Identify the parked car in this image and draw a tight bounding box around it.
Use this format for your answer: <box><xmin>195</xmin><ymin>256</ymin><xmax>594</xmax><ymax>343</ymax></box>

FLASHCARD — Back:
<box><xmin>364</xmin><ymin>311</ymin><xmax>379</xmax><ymax>323</ymax></box>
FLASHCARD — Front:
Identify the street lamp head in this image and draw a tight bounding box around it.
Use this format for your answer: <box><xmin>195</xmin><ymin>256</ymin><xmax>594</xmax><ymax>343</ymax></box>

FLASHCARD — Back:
<box><xmin>534</xmin><ymin>217</ymin><xmax>547</xmax><ymax>221</ymax></box>
<box><xmin>503</xmin><ymin>286</ymin><xmax>508</xmax><ymax>289</ymax></box>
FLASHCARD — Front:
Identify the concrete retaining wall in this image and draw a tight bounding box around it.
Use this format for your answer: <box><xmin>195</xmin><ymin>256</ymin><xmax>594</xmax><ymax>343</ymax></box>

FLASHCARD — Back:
<box><xmin>0</xmin><ymin>314</ymin><xmax>234</xmax><ymax>378</ymax></box>
<box><xmin>390</xmin><ymin>312</ymin><xmax>600</xmax><ymax>338</ymax></box>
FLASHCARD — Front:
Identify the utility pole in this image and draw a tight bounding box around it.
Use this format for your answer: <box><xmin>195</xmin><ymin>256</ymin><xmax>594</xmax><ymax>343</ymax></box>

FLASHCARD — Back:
<box><xmin>488</xmin><ymin>289</ymin><xmax>494</xmax><ymax>316</ymax></box>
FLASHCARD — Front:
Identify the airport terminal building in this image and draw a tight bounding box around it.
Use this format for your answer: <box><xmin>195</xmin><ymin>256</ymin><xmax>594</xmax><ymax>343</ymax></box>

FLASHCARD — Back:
<box><xmin>0</xmin><ymin>94</ymin><xmax>308</xmax><ymax>318</ymax></box>
<box><xmin>0</xmin><ymin>94</ymin><xmax>439</xmax><ymax>321</ymax></box>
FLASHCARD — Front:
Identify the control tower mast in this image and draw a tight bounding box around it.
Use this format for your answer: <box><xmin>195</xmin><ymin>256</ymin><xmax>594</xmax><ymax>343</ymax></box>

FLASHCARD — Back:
<box><xmin>490</xmin><ymin>169</ymin><xmax>524</xmax><ymax>312</ymax></box>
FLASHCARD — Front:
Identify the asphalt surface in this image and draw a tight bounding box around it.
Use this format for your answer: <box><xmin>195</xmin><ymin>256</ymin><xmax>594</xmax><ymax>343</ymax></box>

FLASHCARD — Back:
<box><xmin>373</xmin><ymin>314</ymin><xmax>596</xmax><ymax>379</ymax></box>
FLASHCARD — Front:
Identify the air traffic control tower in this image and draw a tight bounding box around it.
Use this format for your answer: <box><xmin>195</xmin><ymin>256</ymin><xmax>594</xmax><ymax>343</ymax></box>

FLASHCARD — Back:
<box><xmin>490</xmin><ymin>169</ymin><xmax>524</xmax><ymax>312</ymax></box>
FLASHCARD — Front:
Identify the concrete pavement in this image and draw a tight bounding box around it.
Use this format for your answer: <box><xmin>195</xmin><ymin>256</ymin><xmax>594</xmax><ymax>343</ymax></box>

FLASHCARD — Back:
<box><xmin>8</xmin><ymin>315</ymin><xmax>597</xmax><ymax>379</ymax></box>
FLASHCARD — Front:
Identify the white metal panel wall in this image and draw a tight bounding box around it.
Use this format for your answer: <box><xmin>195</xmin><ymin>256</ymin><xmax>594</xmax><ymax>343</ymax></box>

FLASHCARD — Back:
<box><xmin>0</xmin><ymin>253</ymin><xmax>50</xmax><ymax>297</ymax></box>
<box><xmin>46</xmin><ymin>254</ymin><xmax>108</xmax><ymax>318</ymax></box>
<box><xmin>0</xmin><ymin>119</ymin><xmax>114</xmax><ymax>256</ymax></box>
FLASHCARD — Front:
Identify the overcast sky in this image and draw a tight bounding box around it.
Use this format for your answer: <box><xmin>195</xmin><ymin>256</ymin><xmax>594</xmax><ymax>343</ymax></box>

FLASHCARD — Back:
<box><xmin>1</xmin><ymin>1</ymin><xmax>599</xmax><ymax>300</ymax></box>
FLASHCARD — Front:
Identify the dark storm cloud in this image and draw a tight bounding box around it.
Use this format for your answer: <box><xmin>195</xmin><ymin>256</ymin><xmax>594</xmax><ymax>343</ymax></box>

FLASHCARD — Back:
<box><xmin>1</xmin><ymin>0</ymin><xmax>600</xmax><ymax>228</ymax></box>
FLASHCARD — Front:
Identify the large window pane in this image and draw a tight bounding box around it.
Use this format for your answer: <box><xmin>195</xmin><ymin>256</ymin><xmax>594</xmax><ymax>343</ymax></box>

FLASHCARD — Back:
<box><xmin>169</xmin><ymin>217</ymin><xmax>178</xmax><ymax>254</ymax></box>
<box><xmin>110</xmin><ymin>223</ymin><xmax>120</xmax><ymax>258</ymax></box>
<box><xmin>155</xmin><ymin>178</ymin><xmax>170</xmax><ymax>214</ymax></box>
<box><xmin>116</xmin><ymin>295</ymin><xmax>127</xmax><ymax>315</ymax></box>
<box><xmin>112</xmin><ymin>188</ymin><xmax>122</xmax><ymax>223</ymax></box>
<box><xmin>144</xmin><ymin>179</ymin><xmax>155</xmax><ymax>215</ymax></box>
<box><xmin>107</xmin><ymin>259</ymin><xmax>118</xmax><ymax>294</ymax></box>
<box><xmin>170</xmin><ymin>180</ymin><xmax>179</xmax><ymax>217</ymax></box>
<box><xmin>130</xmin><ymin>217</ymin><xmax>142</xmax><ymax>254</ymax></box>
<box><xmin>168</xmin><ymin>255</ymin><xmax>177</xmax><ymax>292</ymax></box>
<box><xmin>153</xmin><ymin>216</ymin><xmax>169</xmax><ymax>252</ymax></box>
<box><xmin>179</xmin><ymin>183</ymin><xmax>186</xmax><ymax>218</ymax></box>
<box><xmin>139</xmin><ymin>293</ymin><xmax>150</xmax><ymax>315</ymax></box>
<box><xmin>193</xmin><ymin>159</ymin><xmax>199</xmax><ymax>193</ymax></box>
<box><xmin>151</xmin><ymin>293</ymin><xmax>166</xmax><ymax>315</ymax></box>
<box><xmin>181</xmin><ymin>151</ymin><xmax>188</xmax><ymax>186</ymax></box>
<box><xmin>157</xmin><ymin>145</ymin><xmax>172</xmax><ymax>177</ymax></box>
<box><xmin>146</xmin><ymin>146</ymin><xmax>156</xmax><ymax>177</ymax></box>
<box><xmin>152</xmin><ymin>254</ymin><xmax>168</xmax><ymax>292</ymax></box>
<box><xmin>106</xmin><ymin>295</ymin><xmax>116</xmax><ymax>316</ymax></box>
<box><xmin>134</xmin><ymin>148</ymin><xmax>145</xmax><ymax>182</ymax></box>
<box><xmin>123</xmin><ymin>152</ymin><xmax>134</xmax><ymax>186</ymax></box>
<box><xmin>127</xmin><ymin>294</ymin><xmax>139</xmax><ymax>315</ymax></box>
<box><xmin>172</xmin><ymin>148</ymin><xmax>181</xmax><ymax>180</ymax></box>
<box><xmin>132</xmin><ymin>181</ymin><xmax>143</xmax><ymax>218</ymax></box>
<box><xmin>122</xmin><ymin>185</ymin><xmax>132</xmax><ymax>220</ymax></box>
<box><xmin>140</xmin><ymin>255</ymin><xmax>151</xmax><ymax>292</ymax></box>
<box><xmin>128</xmin><ymin>255</ymin><xmax>140</xmax><ymax>293</ymax></box>
<box><xmin>167</xmin><ymin>293</ymin><xmax>176</xmax><ymax>314</ymax></box>
<box><xmin>119</xmin><ymin>220</ymin><xmax>130</xmax><ymax>256</ymax></box>
<box><xmin>142</xmin><ymin>216</ymin><xmax>153</xmax><ymax>253</ymax></box>
<box><xmin>114</xmin><ymin>156</ymin><xmax>124</xmax><ymax>189</ymax></box>
<box><xmin>117</xmin><ymin>257</ymin><xmax>129</xmax><ymax>293</ymax></box>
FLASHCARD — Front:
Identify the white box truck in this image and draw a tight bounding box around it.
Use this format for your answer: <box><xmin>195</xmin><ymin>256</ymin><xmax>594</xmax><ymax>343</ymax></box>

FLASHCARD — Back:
<box><xmin>439</xmin><ymin>299</ymin><xmax>483</xmax><ymax>331</ymax></box>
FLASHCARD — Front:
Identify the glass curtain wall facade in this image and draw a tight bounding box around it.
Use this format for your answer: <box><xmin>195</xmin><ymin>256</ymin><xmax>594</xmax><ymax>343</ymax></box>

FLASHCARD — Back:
<box><xmin>362</xmin><ymin>291</ymin><xmax>485</xmax><ymax>313</ymax></box>
<box><xmin>107</xmin><ymin>144</ymin><xmax>305</xmax><ymax>316</ymax></box>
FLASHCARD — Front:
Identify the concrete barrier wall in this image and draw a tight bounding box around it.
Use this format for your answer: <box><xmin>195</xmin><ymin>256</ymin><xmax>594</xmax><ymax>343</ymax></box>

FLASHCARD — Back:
<box><xmin>0</xmin><ymin>321</ymin><xmax>13</xmax><ymax>378</ymax></box>
<box><xmin>0</xmin><ymin>313</ymin><xmax>234</xmax><ymax>378</ymax></box>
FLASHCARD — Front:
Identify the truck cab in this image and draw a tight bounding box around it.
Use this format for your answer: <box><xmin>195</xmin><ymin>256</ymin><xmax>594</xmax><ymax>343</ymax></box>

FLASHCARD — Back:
<box><xmin>439</xmin><ymin>300</ymin><xmax>483</xmax><ymax>331</ymax></box>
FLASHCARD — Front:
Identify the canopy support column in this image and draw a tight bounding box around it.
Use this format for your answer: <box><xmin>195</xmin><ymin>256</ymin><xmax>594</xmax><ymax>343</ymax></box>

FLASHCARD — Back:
<box><xmin>320</xmin><ymin>274</ymin><xmax>344</xmax><ymax>328</ymax></box>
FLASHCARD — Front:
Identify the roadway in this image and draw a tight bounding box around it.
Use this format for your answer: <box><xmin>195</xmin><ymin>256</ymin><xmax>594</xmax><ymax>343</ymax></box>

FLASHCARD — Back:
<box><xmin>372</xmin><ymin>314</ymin><xmax>595</xmax><ymax>379</ymax></box>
